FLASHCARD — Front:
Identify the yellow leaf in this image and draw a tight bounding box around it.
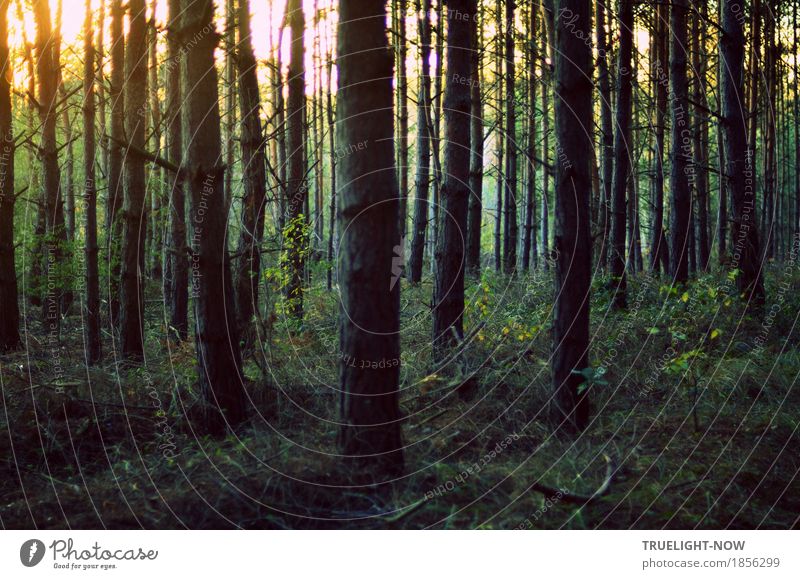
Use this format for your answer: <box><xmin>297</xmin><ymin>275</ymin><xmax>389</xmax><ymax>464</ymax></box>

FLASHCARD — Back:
<box><xmin>681</xmin><ymin>292</ymin><xmax>689</xmax><ymax>303</ymax></box>
<box><xmin>710</xmin><ymin>329</ymin><xmax>721</xmax><ymax>340</ymax></box>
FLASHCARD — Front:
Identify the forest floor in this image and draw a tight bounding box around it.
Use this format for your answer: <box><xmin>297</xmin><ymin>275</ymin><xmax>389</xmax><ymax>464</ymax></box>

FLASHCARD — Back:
<box><xmin>1</xmin><ymin>264</ymin><xmax>799</xmax><ymax>529</ymax></box>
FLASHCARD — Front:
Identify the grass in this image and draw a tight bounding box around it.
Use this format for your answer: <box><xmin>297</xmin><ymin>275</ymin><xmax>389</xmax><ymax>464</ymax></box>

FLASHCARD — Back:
<box><xmin>1</xmin><ymin>263</ymin><xmax>798</xmax><ymax>529</ymax></box>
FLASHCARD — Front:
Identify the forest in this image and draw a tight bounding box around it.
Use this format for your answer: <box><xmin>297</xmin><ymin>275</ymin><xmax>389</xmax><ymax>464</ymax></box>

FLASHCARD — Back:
<box><xmin>0</xmin><ymin>0</ymin><xmax>798</xmax><ymax>530</ymax></box>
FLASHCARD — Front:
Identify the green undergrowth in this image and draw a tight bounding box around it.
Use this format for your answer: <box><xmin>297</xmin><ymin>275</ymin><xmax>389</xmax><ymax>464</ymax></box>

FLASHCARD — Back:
<box><xmin>1</xmin><ymin>264</ymin><xmax>798</xmax><ymax>529</ymax></box>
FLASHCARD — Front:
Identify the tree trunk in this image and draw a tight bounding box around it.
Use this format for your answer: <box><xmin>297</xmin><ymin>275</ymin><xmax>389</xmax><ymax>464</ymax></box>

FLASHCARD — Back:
<box><xmin>119</xmin><ymin>0</ymin><xmax>148</xmax><ymax>358</ymax></box>
<box><xmin>107</xmin><ymin>0</ymin><xmax>125</xmax><ymax>327</ymax></box>
<box><xmin>651</xmin><ymin>0</ymin><xmax>669</xmax><ymax>274</ymax></box>
<box><xmin>720</xmin><ymin>0</ymin><xmax>765</xmax><ymax>303</ymax></box>
<box><xmin>148</xmin><ymin>0</ymin><xmax>163</xmax><ymax>280</ymax></box>
<box><xmin>397</xmin><ymin>0</ymin><xmax>409</xmax><ymax>239</ymax></box>
<box><xmin>522</xmin><ymin>2</ymin><xmax>537</xmax><ymax>272</ymax></box>
<box><xmin>409</xmin><ymin>0</ymin><xmax>432</xmax><ymax>284</ymax></box>
<box><xmin>433</xmin><ymin>0</ymin><xmax>472</xmax><ymax>357</ymax></box>
<box><xmin>494</xmin><ymin>0</ymin><xmax>503</xmax><ymax>272</ymax></box>
<box><xmin>596</xmin><ymin>0</ymin><xmax>612</xmax><ymax>270</ymax></box>
<box><xmin>692</xmin><ymin>4</ymin><xmax>709</xmax><ymax>270</ymax></box>
<box><xmin>466</xmin><ymin>0</ymin><xmax>483</xmax><ymax>275</ymax></box>
<box><xmin>337</xmin><ymin>0</ymin><xmax>404</xmax><ymax>478</ymax></box>
<box><xmin>669</xmin><ymin>0</ymin><xmax>691</xmax><ymax>284</ymax></box>
<box><xmin>503</xmin><ymin>0</ymin><xmax>517</xmax><ymax>274</ymax></box>
<box><xmin>234</xmin><ymin>0</ymin><xmax>268</xmax><ymax>339</ymax></box>
<box><xmin>83</xmin><ymin>0</ymin><xmax>101</xmax><ymax>363</ymax></box>
<box><xmin>33</xmin><ymin>0</ymin><xmax>66</xmax><ymax>336</ymax></box>
<box><xmin>182</xmin><ymin>0</ymin><xmax>246</xmax><ymax>434</ymax></box>
<box><xmin>0</xmin><ymin>0</ymin><xmax>19</xmax><ymax>351</ymax></box>
<box><xmin>610</xmin><ymin>0</ymin><xmax>632</xmax><ymax>309</ymax></box>
<box><xmin>165</xmin><ymin>0</ymin><xmax>188</xmax><ymax>341</ymax></box>
<box><xmin>285</xmin><ymin>0</ymin><xmax>307</xmax><ymax>318</ymax></box>
<box><xmin>552</xmin><ymin>0</ymin><xmax>592</xmax><ymax>431</ymax></box>
<box><xmin>540</xmin><ymin>7</ymin><xmax>550</xmax><ymax>270</ymax></box>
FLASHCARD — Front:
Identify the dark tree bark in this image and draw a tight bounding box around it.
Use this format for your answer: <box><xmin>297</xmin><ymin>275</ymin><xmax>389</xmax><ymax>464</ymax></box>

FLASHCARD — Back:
<box><xmin>107</xmin><ymin>0</ymin><xmax>125</xmax><ymax>327</ymax></box>
<box><xmin>522</xmin><ymin>2</ymin><xmax>537</xmax><ymax>272</ymax></box>
<box><xmin>165</xmin><ymin>0</ymin><xmax>188</xmax><ymax>341</ymax></box>
<box><xmin>466</xmin><ymin>0</ymin><xmax>483</xmax><ymax>275</ymax></box>
<box><xmin>762</xmin><ymin>1</ymin><xmax>777</xmax><ymax>259</ymax></box>
<box><xmin>55</xmin><ymin>0</ymin><xmax>75</xmax><ymax>244</ymax></box>
<box><xmin>596</xmin><ymin>0</ymin><xmax>612</xmax><ymax>269</ymax></box>
<box><xmin>409</xmin><ymin>0</ymin><xmax>432</xmax><ymax>284</ymax></box>
<box><xmin>494</xmin><ymin>0</ymin><xmax>503</xmax><ymax>272</ymax></box>
<box><xmin>503</xmin><ymin>0</ymin><xmax>517</xmax><ymax>274</ymax></box>
<box><xmin>182</xmin><ymin>0</ymin><xmax>246</xmax><ymax>434</ymax></box>
<box><xmin>325</xmin><ymin>38</ymin><xmax>337</xmax><ymax>292</ymax></box>
<box><xmin>433</xmin><ymin>0</ymin><xmax>472</xmax><ymax>356</ymax></box>
<box><xmin>396</xmin><ymin>0</ymin><xmax>409</xmax><ymax>239</ymax></box>
<box><xmin>610</xmin><ymin>0</ymin><xmax>633</xmax><ymax>309</ymax></box>
<box><xmin>119</xmin><ymin>0</ymin><xmax>148</xmax><ymax>358</ymax></box>
<box><xmin>540</xmin><ymin>7</ymin><xmax>550</xmax><ymax>270</ymax></box>
<box><xmin>285</xmin><ymin>0</ymin><xmax>307</xmax><ymax>318</ymax></box>
<box><xmin>148</xmin><ymin>0</ymin><xmax>163</xmax><ymax>280</ymax></box>
<box><xmin>234</xmin><ymin>0</ymin><xmax>268</xmax><ymax>339</ymax></box>
<box><xmin>669</xmin><ymin>0</ymin><xmax>691</xmax><ymax>284</ymax></box>
<box><xmin>33</xmin><ymin>0</ymin><xmax>66</xmax><ymax>335</ymax></box>
<box><xmin>650</xmin><ymin>0</ymin><xmax>669</xmax><ymax>274</ymax></box>
<box><xmin>0</xmin><ymin>0</ymin><xmax>19</xmax><ymax>351</ymax></box>
<box><xmin>691</xmin><ymin>4</ymin><xmax>709</xmax><ymax>271</ymax></box>
<box><xmin>552</xmin><ymin>0</ymin><xmax>592</xmax><ymax>431</ymax></box>
<box><xmin>337</xmin><ymin>0</ymin><xmax>404</xmax><ymax>478</ymax></box>
<box><xmin>720</xmin><ymin>0</ymin><xmax>765</xmax><ymax>303</ymax></box>
<box><xmin>83</xmin><ymin>0</ymin><xmax>101</xmax><ymax>363</ymax></box>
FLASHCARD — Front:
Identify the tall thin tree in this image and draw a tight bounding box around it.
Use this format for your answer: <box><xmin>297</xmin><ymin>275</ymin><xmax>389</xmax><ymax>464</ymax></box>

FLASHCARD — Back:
<box><xmin>552</xmin><ymin>0</ymin><xmax>592</xmax><ymax>431</ymax></box>
<box><xmin>337</xmin><ymin>0</ymin><xmax>404</xmax><ymax>477</ymax></box>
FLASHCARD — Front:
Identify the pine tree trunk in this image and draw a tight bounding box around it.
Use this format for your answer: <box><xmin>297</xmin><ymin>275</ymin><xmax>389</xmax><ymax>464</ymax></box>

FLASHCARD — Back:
<box><xmin>466</xmin><ymin>0</ymin><xmax>483</xmax><ymax>275</ymax></box>
<box><xmin>337</xmin><ymin>0</ymin><xmax>404</xmax><ymax>478</ymax></box>
<box><xmin>285</xmin><ymin>0</ymin><xmax>307</xmax><ymax>318</ymax></box>
<box><xmin>107</xmin><ymin>0</ymin><xmax>125</xmax><ymax>327</ymax></box>
<box><xmin>83</xmin><ymin>0</ymin><xmax>101</xmax><ymax>363</ymax></box>
<box><xmin>0</xmin><ymin>0</ymin><xmax>19</xmax><ymax>351</ymax></box>
<box><xmin>494</xmin><ymin>0</ymin><xmax>503</xmax><ymax>272</ymax></box>
<box><xmin>433</xmin><ymin>0</ymin><xmax>472</xmax><ymax>357</ymax></box>
<box><xmin>397</xmin><ymin>0</ymin><xmax>409</xmax><ymax>239</ymax></box>
<box><xmin>165</xmin><ymin>0</ymin><xmax>188</xmax><ymax>341</ymax></box>
<box><xmin>183</xmin><ymin>0</ymin><xmax>246</xmax><ymax>434</ymax></box>
<box><xmin>720</xmin><ymin>0</ymin><xmax>765</xmax><ymax>303</ymax></box>
<box><xmin>33</xmin><ymin>0</ymin><xmax>66</xmax><ymax>336</ymax></box>
<box><xmin>120</xmin><ymin>0</ymin><xmax>148</xmax><ymax>358</ymax></box>
<box><xmin>669</xmin><ymin>0</ymin><xmax>691</xmax><ymax>284</ymax></box>
<box><xmin>651</xmin><ymin>1</ymin><xmax>669</xmax><ymax>274</ymax></box>
<box><xmin>503</xmin><ymin>0</ymin><xmax>517</xmax><ymax>274</ymax></box>
<box><xmin>540</xmin><ymin>8</ymin><xmax>550</xmax><ymax>270</ymax></box>
<box><xmin>409</xmin><ymin>0</ymin><xmax>432</xmax><ymax>284</ymax></box>
<box><xmin>552</xmin><ymin>0</ymin><xmax>592</xmax><ymax>431</ymax></box>
<box><xmin>234</xmin><ymin>0</ymin><xmax>268</xmax><ymax>339</ymax></box>
<box><xmin>522</xmin><ymin>2</ymin><xmax>537</xmax><ymax>272</ymax></box>
<box><xmin>610</xmin><ymin>0</ymin><xmax>632</xmax><ymax>309</ymax></box>
<box><xmin>692</xmin><ymin>5</ymin><xmax>709</xmax><ymax>270</ymax></box>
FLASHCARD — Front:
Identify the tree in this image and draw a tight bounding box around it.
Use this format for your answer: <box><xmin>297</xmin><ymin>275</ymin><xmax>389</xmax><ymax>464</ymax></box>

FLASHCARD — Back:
<box><xmin>552</xmin><ymin>0</ymin><xmax>592</xmax><ymax>431</ymax></box>
<box><xmin>522</xmin><ymin>1</ymin><xmax>537</xmax><ymax>272</ymax></box>
<box><xmin>337</xmin><ymin>0</ymin><xmax>404</xmax><ymax>477</ymax></box>
<box><xmin>165</xmin><ymin>0</ymin><xmax>188</xmax><ymax>341</ymax></box>
<box><xmin>0</xmin><ymin>0</ymin><xmax>19</xmax><ymax>351</ymax></box>
<box><xmin>234</xmin><ymin>0</ymin><xmax>268</xmax><ymax>339</ymax></box>
<box><xmin>650</xmin><ymin>0</ymin><xmax>669</xmax><ymax>274</ymax></box>
<box><xmin>409</xmin><ymin>0</ymin><xmax>432</xmax><ymax>284</ymax></box>
<box><xmin>466</xmin><ymin>0</ymin><xmax>483</xmax><ymax>275</ymax></box>
<box><xmin>503</xmin><ymin>0</ymin><xmax>517</xmax><ymax>274</ymax></box>
<box><xmin>610</xmin><ymin>0</ymin><xmax>633</xmax><ymax>309</ymax></box>
<box><xmin>433</xmin><ymin>0</ymin><xmax>472</xmax><ymax>356</ymax></box>
<box><xmin>669</xmin><ymin>0</ymin><xmax>691</xmax><ymax>284</ymax></box>
<box><xmin>595</xmin><ymin>0</ymin><xmax>612</xmax><ymax>269</ymax></box>
<box><xmin>182</xmin><ymin>0</ymin><xmax>246</xmax><ymax>433</ymax></box>
<box><xmin>33</xmin><ymin>0</ymin><xmax>66</xmax><ymax>335</ymax></box>
<box><xmin>719</xmin><ymin>0</ymin><xmax>765</xmax><ymax>303</ymax></box>
<box><xmin>285</xmin><ymin>0</ymin><xmax>307</xmax><ymax>318</ymax></box>
<box><xmin>107</xmin><ymin>0</ymin><xmax>125</xmax><ymax>326</ymax></box>
<box><xmin>396</xmin><ymin>0</ymin><xmax>410</xmax><ymax>239</ymax></box>
<box><xmin>83</xmin><ymin>0</ymin><xmax>101</xmax><ymax>363</ymax></box>
<box><xmin>119</xmin><ymin>0</ymin><xmax>148</xmax><ymax>358</ymax></box>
